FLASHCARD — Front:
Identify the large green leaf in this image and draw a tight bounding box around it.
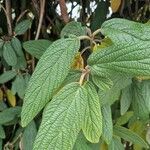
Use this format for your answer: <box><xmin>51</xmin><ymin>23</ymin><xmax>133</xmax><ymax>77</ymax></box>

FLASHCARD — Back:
<box><xmin>33</xmin><ymin>83</ymin><xmax>87</xmax><ymax>150</ymax></box>
<box><xmin>114</xmin><ymin>125</ymin><xmax>149</xmax><ymax>148</ymax></box>
<box><xmin>101</xmin><ymin>18</ymin><xmax>150</xmax><ymax>42</ymax></box>
<box><xmin>82</xmin><ymin>82</ymin><xmax>102</xmax><ymax>143</ymax></box>
<box><xmin>23</xmin><ymin>40</ymin><xmax>52</xmax><ymax>59</ymax></box>
<box><xmin>101</xmin><ymin>105</ymin><xmax>113</xmax><ymax>144</ymax></box>
<box><xmin>88</xmin><ymin>41</ymin><xmax>150</xmax><ymax>77</ymax></box>
<box><xmin>132</xmin><ymin>80</ymin><xmax>150</xmax><ymax>121</ymax></box>
<box><xmin>21</xmin><ymin>37</ymin><xmax>80</xmax><ymax>127</ymax></box>
<box><xmin>61</xmin><ymin>21</ymin><xmax>86</xmax><ymax>38</ymax></box>
<box><xmin>22</xmin><ymin>121</ymin><xmax>37</xmax><ymax>150</ymax></box>
<box><xmin>89</xmin><ymin>19</ymin><xmax>150</xmax><ymax>77</ymax></box>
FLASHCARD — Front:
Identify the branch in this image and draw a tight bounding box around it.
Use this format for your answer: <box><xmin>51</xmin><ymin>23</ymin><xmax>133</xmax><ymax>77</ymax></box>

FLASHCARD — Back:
<box><xmin>0</xmin><ymin>2</ymin><xmax>12</xmax><ymax>36</ymax></box>
<box><xmin>59</xmin><ymin>0</ymin><xmax>69</xmax><ymax>23</ymax></box>
<box><xmin>35</xmin><ymin>0</ymin><xmax>45</xmax><ymax>40</ymax></box>
<box><xmin>5</xmin><ymin>0</ymin><xmax>12</xmax><ymax>36</ymax></box>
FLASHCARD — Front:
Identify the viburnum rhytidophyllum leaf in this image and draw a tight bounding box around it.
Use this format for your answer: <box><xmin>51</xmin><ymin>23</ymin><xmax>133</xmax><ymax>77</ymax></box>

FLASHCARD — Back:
<box><xmin>21</xmin><ymin>38</ymin><xmax>80</xmax><ymax>127</ymax></box>
<box><xmin>88</xmin><ymin>39</ymin><xmax>150</xmax><ymax>77</ymax></box>
<box><xmin>88</xmin><ymin>19</ymin><xmax>150</xmax><ymax>77</ymax></box>
<box><xmin>33</xmin><ymin>83</ymin><xmax>87</xmax><ymax>150</ymax></box>
<box><xmin>82</xmin><ymin>81</ymin><xmax>102</xmax><ymax>143</ymax></box>
<box><xmin>101</xmin><ymin>18</ymin><xmax>150</xmax><ymax>42</ymax></box>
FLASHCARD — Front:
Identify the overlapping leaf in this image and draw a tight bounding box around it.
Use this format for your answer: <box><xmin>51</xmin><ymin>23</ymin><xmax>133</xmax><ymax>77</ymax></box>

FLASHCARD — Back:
<box><xmin>82</xmin><ymin>82</ymin><xmax>102</xmax><ymax>143</ymax></box>
<box><xmin>101</xmin><ymin>105</ymin><xmax>113</xmax><ymax>144</ymax></box>
<box><xmin>120</xmin><ymin>85</ymin><xmax>132</xmax><ymax>115</ymax></box>
<box><xmin>33</xmin><ymin>83</ymin><xmax>87</xmax><ymax>150</ymax></box>
<box><xmin>61</xmin><ymin>21</ymin><xmax>86</xmax><ymax>38</ymax></box>
<box><xmin>22</xmin><ymin>121</ymin><xmax>37</xmax><ymax>150</ymax></box>
<box><xmin>132</xmin><ymin>80</ymin><xmax>150</xmax><ymax>121</ymax></box>
<box><xmin>21</xmin><ymin>37</ymin><xmax>80</xmax><ymax>127</ymax></box>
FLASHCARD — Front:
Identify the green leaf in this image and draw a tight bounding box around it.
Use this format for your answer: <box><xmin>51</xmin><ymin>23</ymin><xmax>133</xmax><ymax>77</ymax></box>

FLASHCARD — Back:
<box><xmin>21</xmin><ymin>37</ymin><xmax>80</xmax><ymax>127</ymax></box>
<box><xmin>23</xmin><ymin>39</ymin><xmax>52</xmax><ymax>59</ymax></box>
<box><xmin>33</xmin><ymin>82</ymin><xmax>87</xmax><ymax>150</ymax></box>
<box><xmin>88</xmin><ymin>39</ymin><xmax>150</xmax><ymax>76</ymax></box>
<box><xmin>116</xmin><ymin>111</ymin><xmax>133</xmax><ymax>126</ymax></box>
<box><xmin>0</xmin><ymin>138</ymin><xmax>2</xmax><ymax>150</ymax></box>
<box><xmin>108</xmin><ymin>136</ymin><xmax>124</xmax><ymax>150</ymax></box>
<box><xmin>82</xmin><ymin>82</ymin><xmax>102</xmax><ymax>143</ymax></box>
<box><xmin>22</xmin><ymin>121</ymin><xmax>37</xmax><ymax>150</ymax></box>
<box><xmin>61</xmin><ymin>70</ymin><xmax>81</xmax><ymax>87</ymax></box>
<box><xmin>132</xmin><ymin>80</ymin><xmax>150</xmax><ymax>121</ymax></box>
<box><xmin>3</xmin><ymin>42</ymin><xmax>17</xmax><ymax>66</ymax></box>
<box><xmin>89</xmin><ymin>19</ymin><xmax>150</xmax><ymax>77</ymax></box>
<box><xmin>15</xmin><ymin>19</ymin><xmax>31</xmax><ymax>35</ymax></box>
<box><xmin>92</xmin><ymin>75</ymin><xmax>113</xmax><ymax>91</ymax></box>
<box><xmin>61</xmin><ymin>21</ymin><xmax>86</xmax><ymax>38</ymax></box>
<box><xmin>11</xmin><ymin>37</ymin><xmax>27</xmax><ymax>69</ymax></box>
<box><xmin>114</xmin><ymin>125</ymin><xmax>149</xmax><ymax>148</ymax></box>
<box><xmin>0</xmin><ymin>107</ymin><xmax>21</xmax><ymax>125</ymax></box>
<box><xmin>98</xmin><ymin>73</ymin><xmax>132</xmax><ymax>106</ymax></box>
<box><xmin>120</xmin><ymin>85</ymin><xmax>132</xmax><ymax>115</ymax></box>
<box><xmin>11</xmin><ymin>37</ymin><xmax>23</xmax><ymax>56</ymax></box>
<box><xmin>0</xmin><ymin>125</ymin><xmax>5</xmax><ymax>139</ymax></box>
<box><xmin>101</xmin><ymin>18</ymin><xmax>150</xmax><ymax>42</ymax></box>
<box><xmin>0</xmin><ymin>70</ymin><xmax>17</xmax><ymax>84</ymax></box>
<box><xmin>0</xmin><ymin>39</ymin><xmax>4</xmax><ymax>48</ymax></box>
<box><xmin>73</xmin><ymin>132</ymin><xmax>91</xmax><ymax>150</ymax></box>
<box><xmin>14</xmin><ymin>75</ymin><xmax>26</xmax><ymax>99</ymax></box>
<box><xmin>101</xmin><ymin>105</ymin><xmax>113</xmax><ymax>144</ymax></box>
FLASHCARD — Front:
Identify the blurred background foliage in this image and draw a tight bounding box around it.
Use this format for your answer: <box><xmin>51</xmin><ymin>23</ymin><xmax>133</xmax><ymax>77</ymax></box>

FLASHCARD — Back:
<box><xmin>0</xmin><ymin>0</ymin><xmax>150</xmax><ymax>149</ymax></box>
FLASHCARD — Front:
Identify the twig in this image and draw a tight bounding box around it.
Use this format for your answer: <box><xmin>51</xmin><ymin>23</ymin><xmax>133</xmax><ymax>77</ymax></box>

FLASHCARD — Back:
<box><xmin>16</xmin><ymin>9</ymin><xmax>29</xmax><ymax>23</ymax></box>
<box><xmin>80</xmin><ymin>46</ymin><xmax>91</xmax><ymax>55</ymax></box>
<box><xmin>59</xmin><ymin>0</ymin><xmax>69</xmax><ymax>23</ymax></box>
<box><xmin>79</xmin><ymin>66</ymin><xmax>90</xmax><ymax>86</ymax></box>
<box><xmin>5</xmin><ymin>0</ymin><xmax>12</xmax><ymax>35</ymax></box>
<box><xmin>92</xmin><ymin>29</ymin><xmax>101</xmax><ymax>37</ymax></box>
<box><xmin>0</xmin><ymin>3</ymin><xmax>12</xmax><ymax>36</ymax></box>
<box><xmin>32</xmin><ymin>0</ymin><xmax>45</xmax><ymax>71</ymax></box>
<box><xmin>78</xmin><ymin>35</ymin><xmax>91</xmax><ymax>41</ymax></box>
<box><xmin>35</xmin><ymin>0</ymin><xmax>45</xmax><ymax>40</ymax></box>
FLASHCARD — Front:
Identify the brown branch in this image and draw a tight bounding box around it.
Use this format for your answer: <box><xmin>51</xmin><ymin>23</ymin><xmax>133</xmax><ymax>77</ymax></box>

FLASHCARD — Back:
<box><xmin>59</xmin><ymin>0</ymin><xmax>69</xmax><ymax>23</ymax></box>
<box><xmin>5</xmin><ymin>0</ymin><xmax>12</xmax><ymax>36</ymax></box>
<box><xmin>0</xmin><ymin>2</ymin><xmax>12</xmax><ymax>36</ymax></box>
<box><xmin>16</xmin><ymin>9</ymin><xmax>29</xmax><ymax>23</ymax></box>
<box><xmin>35</xmin><ymin>0</ymin><xmax>45</xmax><ymax>40</ymax></box>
